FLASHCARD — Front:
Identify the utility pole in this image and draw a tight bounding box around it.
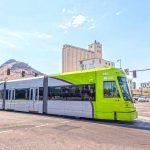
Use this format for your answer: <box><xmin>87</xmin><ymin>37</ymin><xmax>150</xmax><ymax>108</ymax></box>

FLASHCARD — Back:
<box><xmin>3</xmin><ymin>81</ymin><xmax>6</xmax><ymax>110</ymax></box>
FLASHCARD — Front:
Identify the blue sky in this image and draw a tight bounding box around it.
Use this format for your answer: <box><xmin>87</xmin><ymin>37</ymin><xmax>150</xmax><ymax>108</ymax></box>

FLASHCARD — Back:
<box><xmin>0</xmin><ymin>0</ymin><xmax>149</xmax><ymax>85</ymax></box>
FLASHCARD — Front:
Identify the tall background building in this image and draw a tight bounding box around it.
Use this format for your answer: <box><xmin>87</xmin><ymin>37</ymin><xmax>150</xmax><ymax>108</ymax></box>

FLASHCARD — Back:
<box><xmin>62</xmin><ymin>40</ymin><xmax>115</xmax><ymax>73</ymax></box>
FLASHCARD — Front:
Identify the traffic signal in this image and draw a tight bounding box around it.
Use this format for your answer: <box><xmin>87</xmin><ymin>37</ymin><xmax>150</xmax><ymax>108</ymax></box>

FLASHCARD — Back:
<box><xmin>22</xmin><ymin>71</ymin><xmax>25</xmax><ymax>77</ymax></box>
<box><xmin>7</xmin><ymin>69</ymin><xmax>10</xmax><ymax>75</ymax></box>
<box><xmin>35</xmin><ymin>73</ymin><xmax>38</xmax><ymax>77</ymax></box>
<box><xmin>133</xmin><ymin>70</ymin><xmax>137</xmax><ymax>78</ymax></box>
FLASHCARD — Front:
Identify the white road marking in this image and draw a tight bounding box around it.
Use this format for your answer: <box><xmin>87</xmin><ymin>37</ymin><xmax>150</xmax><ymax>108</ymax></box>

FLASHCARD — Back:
<box><xmin>138</xmin><ymin>116</ymin><xmax>150</xmax><ymax>121</ymax></box>
<box><xmin>16</xmin><ymin>121</ymin><xmax>27</xmax><ymax>124</ymax></box>
<box><xmin>0</xmin><ymin>130</ymin><xmax>13</xmax><ymax>134</ymax></box>
<box><xmin>35</xmin><ymin>123</ymin><xmax>49</xmax><ymax>128</ymax></box>
<box><xmin>60</xmin><ymin>121</ymin><xmax>70</xmax><ymax>124</ymax></box>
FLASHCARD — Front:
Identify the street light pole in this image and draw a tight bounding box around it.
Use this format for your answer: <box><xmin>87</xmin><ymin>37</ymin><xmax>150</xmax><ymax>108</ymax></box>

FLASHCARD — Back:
<box><xmin>117</xmin><ymin>59</ymin><xmax>122</xmax><ymax>69</ymax></box>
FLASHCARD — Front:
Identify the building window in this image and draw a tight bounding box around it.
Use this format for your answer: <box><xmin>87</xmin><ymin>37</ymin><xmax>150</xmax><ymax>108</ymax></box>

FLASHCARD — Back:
<box><xmin>99</xmin><ymin>59</ymin><xmax>101</xmax><ymax>64</ymax></box>
<box><xmin>81</xmin><ymin>64</ymin><xmax>84</xmax><ymax>70</ymax></box>
<box><xmin>92</xmin><ymin>60</ymin><xmax>95</xmax><ymax>65</ymax></box>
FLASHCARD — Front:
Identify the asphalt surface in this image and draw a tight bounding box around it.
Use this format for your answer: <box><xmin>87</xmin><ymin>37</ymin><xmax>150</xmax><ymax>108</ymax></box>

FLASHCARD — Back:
<box><xmin>0</xmin><ymin>102</ymin><xmax>149</xmax><ymax>150</ymax></box>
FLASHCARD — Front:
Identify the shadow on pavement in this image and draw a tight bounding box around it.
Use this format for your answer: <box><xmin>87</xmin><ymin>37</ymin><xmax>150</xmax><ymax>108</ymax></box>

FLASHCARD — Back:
<box><xmin>78</xmin><ymin>118</ymin><xmax>150</xmax><ymax>131</ymax></box>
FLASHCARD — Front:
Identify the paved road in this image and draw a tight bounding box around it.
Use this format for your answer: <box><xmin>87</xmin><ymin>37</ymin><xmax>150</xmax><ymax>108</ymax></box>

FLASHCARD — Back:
<box><xmin>0</xmin><ymin>102</ymin><xmax>149</xmax><ymax>150</ymax></box>
<box><xmin>135</xmin><ymin>101</ymin><xmax>150</xmax><ymax>118</ymax></box>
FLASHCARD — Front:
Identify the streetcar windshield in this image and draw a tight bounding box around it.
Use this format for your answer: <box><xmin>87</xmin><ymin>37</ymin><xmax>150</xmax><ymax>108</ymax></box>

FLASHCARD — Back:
<box><xmin>118</xmin><ymin>77</ymin><xmax>132</xmax><ymax>101</ymax></box>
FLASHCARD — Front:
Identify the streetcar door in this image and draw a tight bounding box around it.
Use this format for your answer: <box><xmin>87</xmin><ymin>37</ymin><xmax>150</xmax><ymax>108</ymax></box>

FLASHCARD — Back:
<box><xmin>7</xmin><ymin>89</ymin><xmax>15</xmax><ymax>110</ymax></box>
<box><xmin>29</xmin><ymin>88</ymin><xmax>39</xmax><ymax>112</ymax></box>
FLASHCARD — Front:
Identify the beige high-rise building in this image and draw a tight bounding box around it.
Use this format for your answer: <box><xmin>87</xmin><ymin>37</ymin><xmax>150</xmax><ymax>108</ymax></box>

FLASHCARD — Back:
<box><xmin>62</xmin><ymin>40</ymin><xmax>115</xmax><ymax>73</ymax></box>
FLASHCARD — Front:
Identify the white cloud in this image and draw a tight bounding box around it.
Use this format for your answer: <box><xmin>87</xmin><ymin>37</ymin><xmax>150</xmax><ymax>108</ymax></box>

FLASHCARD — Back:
<box><xmin>61</xmin><ymin>7</ymin><xmax>76</xmax><ymax>15</ymax></box>
<box><xmin>0</xmin><ymin>39</ymin><xmax>19</xmax><ymax>48</ymax></box>
<box><xmin>59</xmin><ymin>22</ymin><xmax>71</xmax><ymax>30</ymax></box>
<box><xmin>62</xmin><ymin>8</ymin><xmax>66</xmax><ymax>13</ymax></box>
<box><xmin>87</xmin><ymin>18</ymin><xmax>96</xmax><ymax>30</ymax></box>
<box><xmin>59</xmin><ymin>14</ymin><xmax>96</xmax><ymax>32</ymax></box>
<box><xmin>60</xmin><ymin>6</ymin><xmax>97</xmax><ymax>32</ymax></box>
<box><xmin>0</xmin><ymin>28</ymin><xmax>52</xmax><ymax>49</ymax></box>
<box><xmin>88</xmin><ymin>25</ymin><xmax>96</xmax><ymax>30</ymax></box>
<box><xmin>115</xmin><ymin>11</ymin><xmax>122</xmax><ymax>16</ymax></box>
<box><xmin>0</xmin><ymin>28</ymin><xmax>52</xmax><ymax>40</ymax></box>
<box><xmin>20</xmin><ymin>32</ymin><xmax>52</xmax><ymax>39</ymax></box>
<box><xmin>64</xmin><ymin>30</ymin><xmax>69</xmax><ymax>34</ymax></box>
<box><xmin>72</xmin><ymin>15</ymin><xmax>86</xmax><ymax>27</ymax></box>
<box><xmin>67</xmin><ymin>8</ymin><xmax>77</xmax><ymax>14</ymax></box>
<box><xmin>36</xmin><ymin>33</ymin><xmax>51</xmax><ymax>39</ymax></box>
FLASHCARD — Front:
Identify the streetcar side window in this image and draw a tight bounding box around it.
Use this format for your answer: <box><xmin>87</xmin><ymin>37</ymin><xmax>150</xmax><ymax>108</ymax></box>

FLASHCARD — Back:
<box><xmin>39</xmin><ymin>87</ymin><xmax>44</xmax><ymax>100</ymax></box>
<box><xmin>104</xmin><ymin>81</ymin><xmax>120</xmax><ymax>98</ymax></box>
<box><xmin>6</xmin><ymin>90</ymin><xmax>9</xmax><ymax>100</ymax></box>
<box><xmin>6</xmin><ymin>90</ymin><xmax>8</xmax><ymax>100</ymax></box>
<box><xmin>15</xmin><ymin>89</ymin><xmax>29</xmax><ymax>100</ymax></box>
<box><xmin>48</xmin><ymin>84</ymin><xmax>95</xmax><ymax>101</ymax></box>
<box><xmin>0</xmin><ymin>90</ymin><xmax>3</xmax><ymax>99</ymax></box>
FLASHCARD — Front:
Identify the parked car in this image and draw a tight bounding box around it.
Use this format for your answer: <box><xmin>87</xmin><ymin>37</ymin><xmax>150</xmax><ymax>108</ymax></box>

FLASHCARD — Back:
<box><xmin>138</xmin><ymin>96</ymin><xmax>149</xmax><ymax>102</ymax></box>
<box><xmin>132</xmin><ymin>95</ymin><xmax>140</xmax><ymax>103</ymax></box>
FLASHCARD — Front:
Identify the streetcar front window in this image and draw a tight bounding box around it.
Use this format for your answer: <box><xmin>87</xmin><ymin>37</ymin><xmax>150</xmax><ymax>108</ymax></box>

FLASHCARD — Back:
<box><xmin>118</xmin><ymin>77</ymin><xmax>132</xmax><ymax>101</ymax></box>
<box><xmin>104</xmin><ymin>81</ymin><xmax>120</xmax><ymax>98</ymax></box>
